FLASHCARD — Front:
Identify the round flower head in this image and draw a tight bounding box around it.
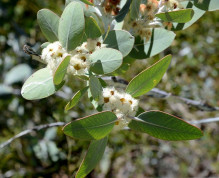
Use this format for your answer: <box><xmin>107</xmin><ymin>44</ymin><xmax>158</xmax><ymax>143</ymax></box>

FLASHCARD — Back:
<box><xmin>99</xmin><ymin>87</ymin><xmax>139</xmax><ymax>129</ymax></box>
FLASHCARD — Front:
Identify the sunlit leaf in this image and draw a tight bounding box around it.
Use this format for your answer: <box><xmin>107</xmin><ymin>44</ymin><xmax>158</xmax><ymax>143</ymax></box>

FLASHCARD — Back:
<box><xmin>63</xmin><ymin>111</ymin><xmax>117</xmax><ymax>140</ymax></box>
<box><xmin>126</xmin><ymin>55</ymin><xmax>172</xmax><ymax>97</ymax></box>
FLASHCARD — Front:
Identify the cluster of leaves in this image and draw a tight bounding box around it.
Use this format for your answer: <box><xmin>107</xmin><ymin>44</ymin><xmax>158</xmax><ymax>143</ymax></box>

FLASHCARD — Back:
<box><xmin>13</xmin><ymin>0</ymin><xmax>219</xmax><ymax>177</ymax></box>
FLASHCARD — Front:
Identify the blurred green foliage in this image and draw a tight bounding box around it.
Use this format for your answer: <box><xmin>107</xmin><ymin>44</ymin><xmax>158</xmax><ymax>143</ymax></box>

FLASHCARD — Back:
<box><xmin>0</xmin><ymin>0</ymin><xmax>219</xmax><ymax>177</ymax></box>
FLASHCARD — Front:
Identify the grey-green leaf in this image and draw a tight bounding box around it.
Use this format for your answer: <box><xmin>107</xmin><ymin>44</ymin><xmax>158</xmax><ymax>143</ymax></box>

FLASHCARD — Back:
<box><xmin>76</xmin><ymin>137</ymin><xmax>108</xmax><ymax>178</ymax></box>
<box><xmin>21</xmin><ymin>68</ymin><xmax>63</xmax><ymax>100</ymax></box>
<box><xmin>59</xmin><ymin>2</ymin><xmax>85</xmax><ymax>51</ymax></box>
<box><xmin>130</xmin><ymin>0</ymin><xmax>141</xmax><ymax>20</ymax></box>
<box><xmin>89</xmin><ymin>75</ymin><xmax>102</xmax><ymax>101</ymax></box>
<box><xmin>65</xmin><ymin>87</ymin><xmax>89</xmax><ymax>111</ymax></box>
<box><xmin>156</xmin><ymin>9</ymin><xmax>194</xmax><ymax>23</ymax></box>
<box><xmin>103</xmin><ymin>30</ymin><xmax>134</xmax><ymax>57</ymax></box>
<box><xmin>62</xmin><ymin>111</ymin><xmax>117</xmax><ymax>140</ymax></box>
<box><xmin>53</xmin><ymin>55</ymin><xmax>70</xmax><ymax>85</ymax></box>
<box><xmin>90</xmin><ymin>48</ymin><xmax>123</xmax><ymax>74</ymax></box>
<box><xmin>128</xmin><ymin>111</ymin><xmax>203</xmax><ymax>141</ymax></box>
<box><xmin>129</xmin><ymin>28</ymin><xmax>176</xmax><ymax>59</ymax></box>
<box><xmin>126</xmin><ymin>55</ymin><xmax>172</xmax><ymax>97</ymax></box>
<box><xmin>37</xmin><ymin>9</ymin><xmax>60</xmax><ymax>42</ymax></box>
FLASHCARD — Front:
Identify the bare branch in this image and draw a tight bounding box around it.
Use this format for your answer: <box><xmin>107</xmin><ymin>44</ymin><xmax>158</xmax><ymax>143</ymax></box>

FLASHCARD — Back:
<box><xmin>102</xmin><ymin>76</ymin><xmax>219</xmax><ymax>112</ymax></box>
<box><xmin>189</xmin><ymin>117</ymin><xmax>219</xmax><ymax>125</ymax></box>
<box><xmin>0</xmin><ymin>122</ymin><xmax>65</xmax><ymax>149</ymax></box>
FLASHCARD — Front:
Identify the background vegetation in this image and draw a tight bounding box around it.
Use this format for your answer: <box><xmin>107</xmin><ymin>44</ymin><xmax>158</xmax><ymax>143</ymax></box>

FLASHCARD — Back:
<box><xmin>0</xmin><ymin>0</ymin><xmax>218</xmax><ymax>177</ymax></box>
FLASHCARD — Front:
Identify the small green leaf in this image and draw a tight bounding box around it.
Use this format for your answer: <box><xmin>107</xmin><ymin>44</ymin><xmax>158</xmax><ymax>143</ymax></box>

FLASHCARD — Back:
<box><xmin>172</xmin><ymin>2</ymin><xmax>205</xmax><ymax>31</ymax></box>
<box><xmin>53</xmin><ymin>55</ymin><xmax>70</xmax><ymax>85</ymax></box>
<box><xmin>37</xmin><ymin>9</ymin><xmax>60</xmax><ymax>42</ymax></box>
<box><xmin>62</xmin><ymin>111</ymin><xmax>117</xmax><ymax>140</ymax></box>
<box><xmin>129</xmin><ymin>29</ymin><xmax>176</xmax><ymax>59</ymax></box>
<box><xmin>59</xmin><ymin>2</ymin><xmax>85</xmax><ymax>51</ymax></box>
<box><xmin>156</xmin><ymin>9</ymin><xmax>194</xmax><ymax>23</ymax></box>
<box><xmin>85</xmin><ymin>16</ymin><xmax>102</xmax><ymax>39</ymax></box>
<box><xmin>65</xmin><ymin>87</ymin><xmax>89</xmax><ymax>111</ymax></box>
<box><xmin>90</xmin><ymin>48</ymin><xmax>123</xmax><ymax>74</ymax></box>
<box><xmin>103</xmin><ymin>30</ymin><xmax>134</xmax><ymax>57</ymax></box>
<box><xmin>21</xmin><ymin>68</ymin><xmax>63</xmax><ymax>100</ymax></box>
<box><xmin>4</xmin><ymin>64</ymin><xmax>32</xmax><ymax>85</ymax></box>
<box><xmin>89</xmin><ymin>75</ymin><xmax>102</xmax><ymax>101</ymax></box>
<box><xmin>194</xmin><ymin>0</ymin><xmax>219</xmax><ymax>11</ymax></box>
<box><xmin>128</xmin><ymin>111</ymin><xmax>203</xmax><ymax>141</ymax></box>
<box><xmin>76</xmin><ymin>137</ymin><xmax>108</xmax><ymax>178</ymax></box>
<box><xmin>126</xmin><ymin>55</ymin><xmax>172</xmax><ymax>97</ymax></box>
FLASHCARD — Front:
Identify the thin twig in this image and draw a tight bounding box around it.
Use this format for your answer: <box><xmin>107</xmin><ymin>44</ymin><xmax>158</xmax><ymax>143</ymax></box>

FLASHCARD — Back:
<box><xmin>103</xmin><ymin>76</ymin><xmax>219</xmax><ymax>112</ymax></box>
<box><xmin>0</xmin><ymin>122</ymin><xmax>65</xmax><ymax>149</ymax></box>
<box><xmin>189</xmin><ymin>117</ymin><xmax>219</xmax><ymax>125</ymax></box>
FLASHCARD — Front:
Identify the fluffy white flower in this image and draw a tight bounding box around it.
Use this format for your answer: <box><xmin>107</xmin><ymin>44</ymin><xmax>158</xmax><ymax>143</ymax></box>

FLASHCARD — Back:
<box><xmin>41</xmin><ymin>39</ymin><xmax>105</xmax><ymax>76</ymax></box>
<box><xmin>99</xmin><ymin>87</ymin><xmax>139</xmax><ymax>129</ymax></box>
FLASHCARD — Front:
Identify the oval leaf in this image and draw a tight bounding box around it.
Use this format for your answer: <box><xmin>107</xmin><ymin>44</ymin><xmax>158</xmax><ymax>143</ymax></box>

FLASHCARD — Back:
<box><xmin>63</xmin><ymin>111</ymin><xmax>117</xmax><ymax>140</ymax></box>
<box><xmin>126</xmin><ymin>55</ymin><xmax>172</xmax><ymax>97</ymax></box>
<box><xmin>172</xmin><ymin>1</ymin><xmax>205</xmax><ymax>31</ymax></box>
<box><xmin>65</xmin><ymin>87</ymin><xmax>89</xmax><ymax>111</ymax></box>
<box><xmin>53</xmin><ymin>55</ymin><xmax>70</xmax><ymax>85</ymax></box>
<box><xmin>103</xmin><ymin>30</ymin><xmax>135</xmax><ymax>57</ymax></box>
<box><xmin>129</xmin><ymin>28</ymin><xmax>176</xmax><ymax>59</ymax></box>
<box><xmin>194</xmin><ymin>0</ymin><xmax>219</xmax><ymax>11</ymax></box>
<box><xmin>59</xmin><ymin>2</ymin><xmax>85</xmax><ymax>51</ymax></box>
<box><xmin>37</xmin><ymin>9</ymin><xmax>60</xmax><ymax>42</ymax></box>
<box><xmin>21</xmin><ymin>68</ymin><xmax>63</xmax><ymax>100</ymax></box>
<box><xmin>85</xmin><ymin>16</ymin><xmax>102</xmax><ymax>39</ymax></box>
<box><xmin>130</xmin><ymin>0</ymin><xmax>141</xmax><ymax>20</ymax></box>
<box><xmin>89</xmin><ymin>75</ymin><xmax>102</xmax><ymax>101</ymax></box>
<box><xmin>76</xmin><ymin>137</ymin><xmax>108</xmax><ymax>178</ymax></box>
<box><xmin>128</xmin><ymin>111</ymin><xmax>203</xmax><ymax>141</ymax></box>
<box><xmin>90</xmin><ymin>48</ymin><xmax>123</xmax><ymax>74</ymax></box>
<box><xmin>156</xmin><ymin>9</ymin><xmax>194</xmax><ymax>23</ymax></box>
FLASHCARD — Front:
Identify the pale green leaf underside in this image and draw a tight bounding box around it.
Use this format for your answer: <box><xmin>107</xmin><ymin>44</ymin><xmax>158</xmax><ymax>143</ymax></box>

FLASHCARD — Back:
<box><xmin>76</xmin><ymin>137</ymin><xmax>108</xmax><ymax>178</ymax></box>
<box><xmin>128</xmin><ymin>111</ymin><xmax>203</xmax><ymax>141</ymax></box>
<box><xmin>21</xmin><ymin>68</ymin><xmax>63</xmax><ymax>100</ymax></box>
<box><xmin>90</xmin><ymin>48</ymin><xmax>123</xmax><ymax>74</ymax></box>
<box><xmin>172</xmin><ymin>1</ymin><xmax>205</xmax><ymax>31</ymax></box>
<box><xmin>129</xmin><ymin>28</ymin><xmax>176</xmax><ymax>59</ymax></box>
<box><xmin>62</xmin><ymin>111</ymin><xmax>117</xmax><ymax>140</ymax></box>
<box><xmin>126</xmin><ymin>55</ymin><xmax>172</xmax><ymax>97</ymax></box>
<box><xmin>104</xmin><ymin>30</ymin><xmax>135</xmax><ymax>57</ymax></box>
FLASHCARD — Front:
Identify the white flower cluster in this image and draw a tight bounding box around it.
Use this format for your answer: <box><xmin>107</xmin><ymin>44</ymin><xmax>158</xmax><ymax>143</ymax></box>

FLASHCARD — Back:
<box><xmin>41</xmin><ymin>39</ymin><xmax>105</xmax><ymax>76</ymax></box>
<box><xmin>99</xmin><ymin>87</ymin><xmax>139</xmax><ymax>129</ymax></box>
